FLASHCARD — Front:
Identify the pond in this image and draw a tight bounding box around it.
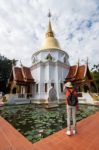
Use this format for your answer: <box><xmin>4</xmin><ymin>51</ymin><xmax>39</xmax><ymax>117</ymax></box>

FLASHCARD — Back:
<box><xmin>0</xmin><ymin>104</ymin><xmax>99</xmax><ymax>143</ymax></box>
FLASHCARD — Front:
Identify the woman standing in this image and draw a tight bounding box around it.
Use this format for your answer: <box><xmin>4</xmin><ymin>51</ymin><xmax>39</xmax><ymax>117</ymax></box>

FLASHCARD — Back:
<box><xmin>64</xmin><ymin>82</ymin><xmax>78</xmax><ymax>136</ymax></box>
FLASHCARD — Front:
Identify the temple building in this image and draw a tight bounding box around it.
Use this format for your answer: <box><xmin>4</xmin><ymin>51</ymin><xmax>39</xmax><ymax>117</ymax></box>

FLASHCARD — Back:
<box><xmin>8</xmin><ymin>65</ymin><xmax>35</xmax><ymax>96</ymax></box>
<box><xmin>8</xmin><ymin>13</ymin><xmax>96</xmax><ymax>104</ymax></box>
<box><xmin>65</xmin><ymin>62</ymin><xmax>96</xmax><ymax>92</ymax></box>
<box><xmin>30</xmin><ymin>13</ymin><xmax>70</xmax><ymax>103</ymax></box>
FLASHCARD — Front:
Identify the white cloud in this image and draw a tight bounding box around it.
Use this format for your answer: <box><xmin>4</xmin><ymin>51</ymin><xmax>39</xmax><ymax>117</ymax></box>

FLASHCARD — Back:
<box><xmin>0</xmin><ymin>0</ymin><xmax>99</xmax><ymax>68</ymax></box>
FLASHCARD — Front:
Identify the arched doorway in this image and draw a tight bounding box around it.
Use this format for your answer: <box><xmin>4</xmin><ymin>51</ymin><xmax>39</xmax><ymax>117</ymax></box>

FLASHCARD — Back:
<box><xmin>12</xmin><ymin>87</ymin><xmax>16</xmax><ymax>94</ymax></box>
<box><xmin>84</xmin><ymin>84</ymin><xmax>89</xmax><ymax>92</ymax></box>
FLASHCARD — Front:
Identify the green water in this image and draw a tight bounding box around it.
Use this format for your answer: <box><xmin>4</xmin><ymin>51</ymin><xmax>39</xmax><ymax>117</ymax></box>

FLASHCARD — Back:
<box><xmin>0</xmin><ymin>104</ymin><xmax>99</xmax><ymax>143</ymax></box>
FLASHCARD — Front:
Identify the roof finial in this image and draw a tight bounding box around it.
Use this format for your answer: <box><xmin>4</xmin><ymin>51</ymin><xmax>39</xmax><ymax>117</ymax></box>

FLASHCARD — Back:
<box><xmin>12</xmin><ymin>60</ymin><xmax>15</xmax><ymax>67</ymax></box>
<box><xmin>46</xmin><ymin>9</ymin><xmax>54</xmax><ymax>37</ymax></box>
<box><xmin>86</xmin><ymin>57</ymin><xmax>88</xmax><ymax>66</ymax></box>
<box><xmin>20</xmin><ymin>60</ymin><xmax>23</xmax><ymax>67</ymax></box>
<box><xmin>48</xmin><ymin>9</ymin><xmax>51</xmax><ymax>18</ymax></box>
<box><xmin>12</xmin><ymin>59</ymin><xmax>17</xmax><ymax>67</ymax></box>
<box><xmin>77</xmin><ymin>58</ymin><xmax>80</xmax><ymax>66</ymax></box>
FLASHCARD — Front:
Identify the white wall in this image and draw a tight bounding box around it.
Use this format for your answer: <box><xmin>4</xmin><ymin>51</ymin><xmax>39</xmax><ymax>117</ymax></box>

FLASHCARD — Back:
<box><xmin>32</xmin><ymin>49</ymin><xmax>69</xmax><ymax>64</ymax></box>
<box><xmin>31</xmin><ymin>49</ymin><xmax>69</xmax><ymax>101</ymax></box>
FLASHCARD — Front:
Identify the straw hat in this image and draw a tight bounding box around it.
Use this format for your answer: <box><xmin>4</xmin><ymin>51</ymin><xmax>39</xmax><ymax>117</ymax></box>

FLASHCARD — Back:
<box><xmin>65</xmin><ymin>82</ymin><xmax>73</xmax><ymax>88</ymax></box>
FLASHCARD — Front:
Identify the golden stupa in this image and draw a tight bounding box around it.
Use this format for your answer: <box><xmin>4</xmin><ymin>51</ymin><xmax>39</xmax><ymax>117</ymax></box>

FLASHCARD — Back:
<box><xmin>41</xmin><ymin>12</ymin><xmax>60</xmax><ymax>50</ymax></box>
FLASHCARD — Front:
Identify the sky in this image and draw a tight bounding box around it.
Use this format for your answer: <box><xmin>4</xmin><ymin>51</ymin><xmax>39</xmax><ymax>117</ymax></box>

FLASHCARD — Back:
<box><xmin>0</xmin><ymin>0</ymin><xmax>99</xmax><ymax>68</ymax></box>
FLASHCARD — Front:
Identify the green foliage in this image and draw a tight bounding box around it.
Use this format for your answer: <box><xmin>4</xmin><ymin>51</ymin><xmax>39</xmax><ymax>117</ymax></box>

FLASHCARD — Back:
<box><xmin>0</xmin><ymin>54</ymin><xmax>17</xmax><ymax>93</ymax></box>
<box><xmin>91</xmin><ymin>64</ymin><xmax>99</xmax><ymax>92</ymax></box>
<box><xmin>0</xmin><ymin>104</ymin><xmax>99</xmax><ymax>143</ymax></box>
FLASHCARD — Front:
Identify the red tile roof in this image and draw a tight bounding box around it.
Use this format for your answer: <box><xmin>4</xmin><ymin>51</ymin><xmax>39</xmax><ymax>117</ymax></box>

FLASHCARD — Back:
<box><xmin>14</xmin><ymin>67</ymin><xmax>24</xmax><ymax>82</ymax></box>
<box><xmin>66</xmin><ymin>65</ymin><xmax>78</xmax><ymax>79</ymax></box>
<box><xmin>76</xmin><ymin>65</ymin><xmax>87</xmax><ymax>80</ymax></box>
<box><xmin>66</xmin><ymin>64</ymin><xmax>88</xmax><ymax>81</ymax></box>
<box><xmin>22</xmin><ymin>66</ymin><xmax>33</xmax><ymax>81</ymax></box>
<box><xmin>13</xmin><ymin>66</ymin><xmax>34</xmax><ymax>83</ymax></box>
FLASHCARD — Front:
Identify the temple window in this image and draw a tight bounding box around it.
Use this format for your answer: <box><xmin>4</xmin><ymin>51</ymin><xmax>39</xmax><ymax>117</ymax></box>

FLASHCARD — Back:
<box><xmin>64</xmin><ymin>56</ymin><xmax>66</xmax><ymax>63</ymax></box>
<box><xmin>45</xmin><ymin>83</ymin><xmax>47</xmax><ymax>92</ymax></box>
<box><xmin>60</xmin><ymin>83</ymin><xmax>63</xmax><ymax>92</ymax></box>
<box><xmin>36</xmin><ymin>84</ymin><xmax>38</xmax><ymax>93</ymax></box>
<box><xmin>46</xmin><ymin>53</ymin><xmax>53</xmax><ymax>60</ymax></box>
<box><xmin>51</xmin><ymin>83</ymin><xmax>54</xmax><ymax>87</ymax></box>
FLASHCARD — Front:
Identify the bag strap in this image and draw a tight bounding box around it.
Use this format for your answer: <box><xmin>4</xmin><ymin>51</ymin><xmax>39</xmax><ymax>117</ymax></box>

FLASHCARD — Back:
<box><xmin>67</xmin><ymin>88</ymin><xmax>75</xmax><ymax>94</ymax></box>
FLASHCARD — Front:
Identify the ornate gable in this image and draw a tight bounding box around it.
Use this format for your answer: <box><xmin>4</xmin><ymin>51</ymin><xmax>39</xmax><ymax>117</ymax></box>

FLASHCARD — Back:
<box><xmin>66</xmin><ymin>65</ymin><xmax>78</xmax><ymax>80</ymax></box>
<box><xmin>9</xmin><ymin>66</ymin><xmax>35</xmax><ymax>84</ymax></box>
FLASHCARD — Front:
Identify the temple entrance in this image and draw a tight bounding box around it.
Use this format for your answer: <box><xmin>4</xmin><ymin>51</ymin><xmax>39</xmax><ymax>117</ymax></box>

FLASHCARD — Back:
<box><xmin>84</xmin><ymin>85</ymin><xmax>89</xmax><ymax>92</ymax></box>
<box><xmin>12</xmin><ymin>87</ymin><xmax>16</xmax><ymax>94</ymax></box>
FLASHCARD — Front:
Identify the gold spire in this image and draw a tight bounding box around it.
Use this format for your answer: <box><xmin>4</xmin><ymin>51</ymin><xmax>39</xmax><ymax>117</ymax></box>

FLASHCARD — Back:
<box><xmin>46</xmin><ymin>10</ymin><xmax>54</xmax><ymax>37</ymax></box>
<box><xmin>48</xmin><ymin>9</ymin><xmax>51</xmax><ymax>18</ymax></box>
<box><xmin>41</xmin><ymin>10</ymin><xmax>60</xmax><ymax>50</ymax></box>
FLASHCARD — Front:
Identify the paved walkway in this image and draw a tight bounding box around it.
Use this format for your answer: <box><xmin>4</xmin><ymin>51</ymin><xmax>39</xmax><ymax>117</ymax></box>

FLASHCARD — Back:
<box><xmin>33</xmin><ymin>112</ymin><xmax>99</xmax><ymax>150</ymax></box>
<box><xmin>0</xmin><ymin>112</ymin><xmax>99</xmax><ymax>150</ymax></box>
<box><xmin>0</xmin><ymin>117</ymin><xmax>35</xmax><ymax>150</ymax></box>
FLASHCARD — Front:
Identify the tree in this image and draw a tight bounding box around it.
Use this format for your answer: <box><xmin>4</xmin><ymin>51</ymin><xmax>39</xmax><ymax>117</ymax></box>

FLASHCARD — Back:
<box><xmin>0</xmin><ymin>54</ymin><xmax>17</xmax><ymax>94</ymax></box>
<box><xmin>91</xmin><ymin>64</ymin><xmax>99</xmax><ymax>92</ymax></box>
